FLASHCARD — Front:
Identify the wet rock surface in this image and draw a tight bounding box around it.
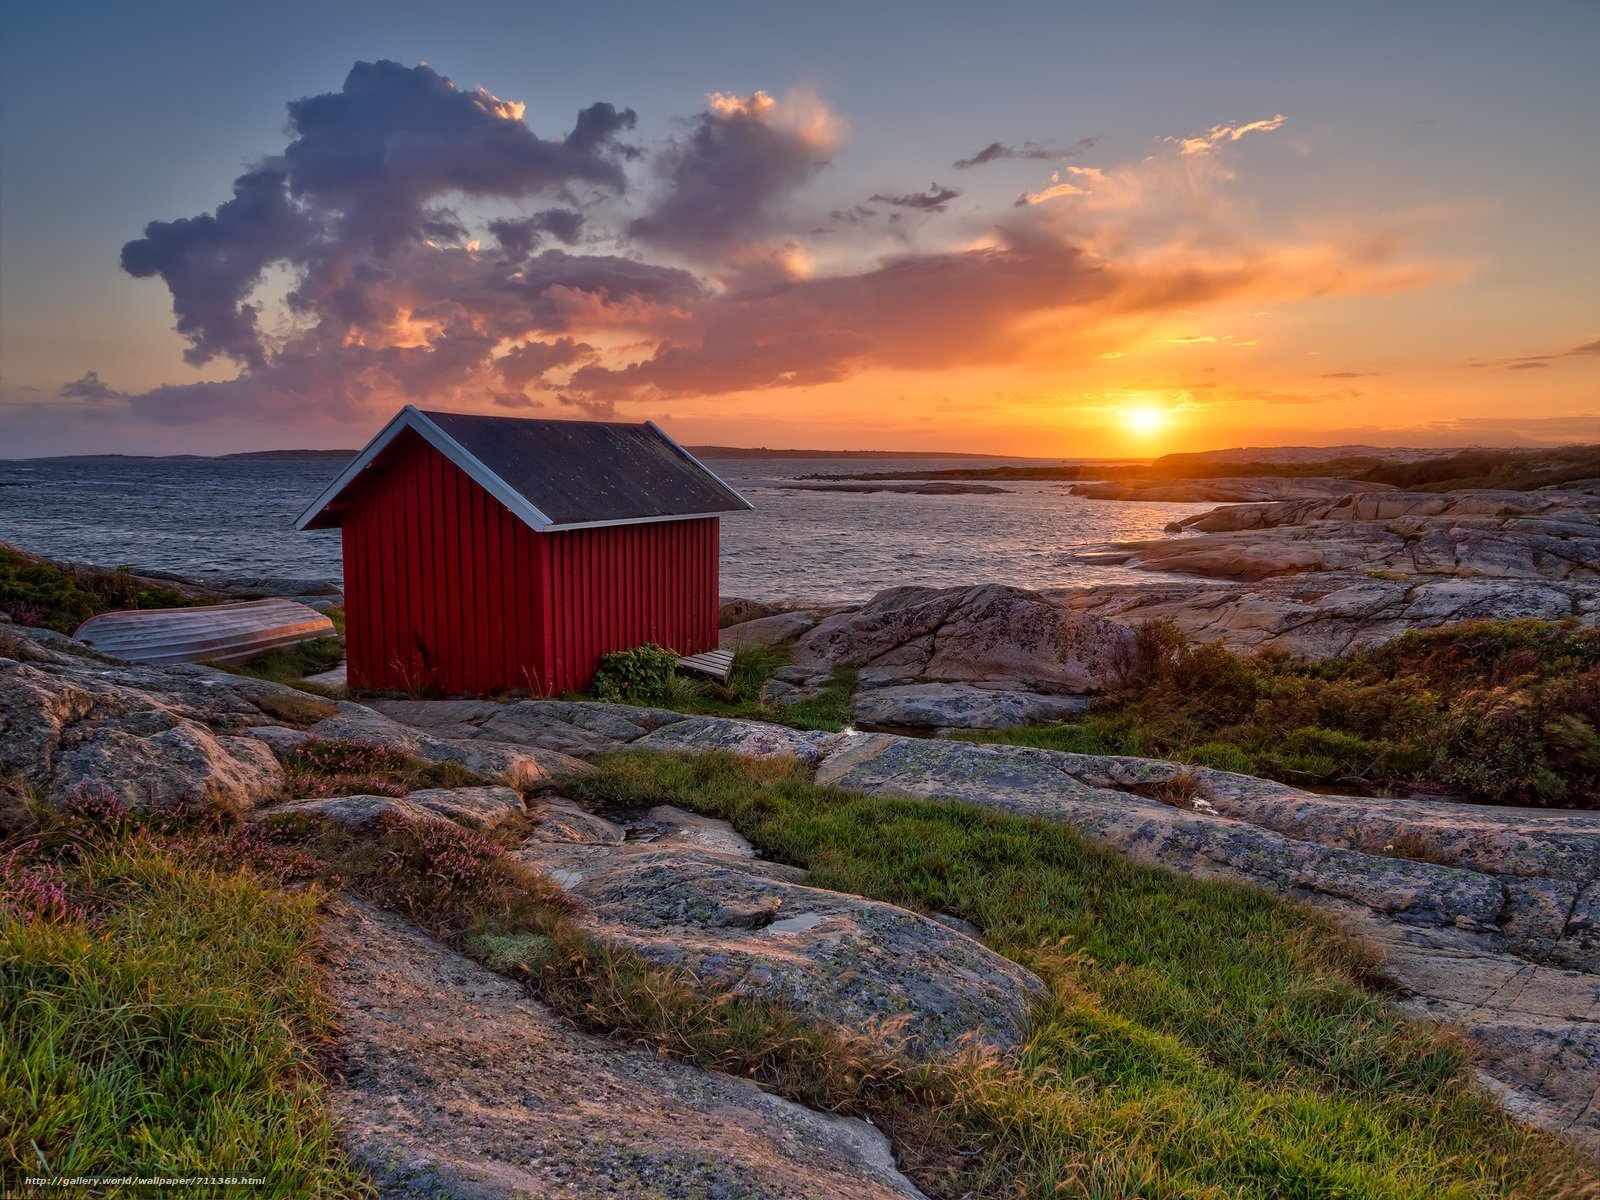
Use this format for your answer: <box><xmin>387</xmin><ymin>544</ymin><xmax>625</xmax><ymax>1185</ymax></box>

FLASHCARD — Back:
<box><xmin>320</xmin><ymin>897</ymin><xmax>932</xmax><ymax>1200</ymax></box>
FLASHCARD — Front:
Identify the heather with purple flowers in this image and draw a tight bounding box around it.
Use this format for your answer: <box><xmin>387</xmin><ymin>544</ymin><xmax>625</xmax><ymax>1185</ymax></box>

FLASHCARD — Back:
<box><xmin>281</xmin><ymin>736</ymin><xmax>480</xmax><ymax>799</ymax></box>
<box><xmin>63</xmin><ymin>783</ymin><xmax>131</xmax><ymax>834</ymax></box>
<box><xmin>0</xmin><ymin>842</ymin><xmax>85</xmax><ymax>924</ymax></box>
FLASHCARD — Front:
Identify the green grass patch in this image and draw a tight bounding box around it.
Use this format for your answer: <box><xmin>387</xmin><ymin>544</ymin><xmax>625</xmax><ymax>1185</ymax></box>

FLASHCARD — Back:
<box><xmin>567</xmin><ymin>750</ymin><xmax>1592</xmax><ymax>1197</ymax></box>
<box><xmin>0</xmin><ymin>810</ymin><xmax>367</xmax><ymax>1196</ymax></box>
<box><xmin>216</xmin><ymin>636</ymin><xmax>345</xmax><ymax>688</ymax></box>
<box><xmin>581</xmin><ymin>641</ymin><xmax>857</xmax><ymax>732</ymax></box>
<box><xmin>955</xmin><ymin>618</ymin><xmax>1600</xmax><ymax>806</ymax></box>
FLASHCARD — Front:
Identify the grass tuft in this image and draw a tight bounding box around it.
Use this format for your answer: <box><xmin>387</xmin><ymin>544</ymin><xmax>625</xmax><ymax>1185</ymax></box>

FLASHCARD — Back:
<box><xmin>0</xmin><ymin>805</ymin><xmax>368</xmax><ymax>1196</ymax></box>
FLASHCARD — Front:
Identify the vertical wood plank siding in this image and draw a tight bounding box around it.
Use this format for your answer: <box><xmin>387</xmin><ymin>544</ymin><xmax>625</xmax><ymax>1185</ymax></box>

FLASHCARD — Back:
<box><xmin>342</xmin><ymin>435</ymin><xmax>719</xmax><ymax>695</ymax></box>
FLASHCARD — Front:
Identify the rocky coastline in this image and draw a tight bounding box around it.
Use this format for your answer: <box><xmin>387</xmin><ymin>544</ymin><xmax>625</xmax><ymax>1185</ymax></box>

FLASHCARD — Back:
<box><xmin>4</xmin><ymin>467</ymin><xmax>1600</xmax><ymax>1193</ymax></box>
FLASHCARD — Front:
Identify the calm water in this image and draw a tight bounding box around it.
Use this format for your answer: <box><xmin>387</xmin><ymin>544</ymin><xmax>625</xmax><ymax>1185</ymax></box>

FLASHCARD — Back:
<box><xmin>0</xmin><ymin>457</ymin><xmax>1210</xmax><ymax>605</ymax></box>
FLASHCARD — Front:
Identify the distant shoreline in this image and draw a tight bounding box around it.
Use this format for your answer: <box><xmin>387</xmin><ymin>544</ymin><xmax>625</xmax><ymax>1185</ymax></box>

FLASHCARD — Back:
<box><xmin>4</xmin><ymin>448</ymin><xmax>1144</xmax><ymax>465</ymax></box>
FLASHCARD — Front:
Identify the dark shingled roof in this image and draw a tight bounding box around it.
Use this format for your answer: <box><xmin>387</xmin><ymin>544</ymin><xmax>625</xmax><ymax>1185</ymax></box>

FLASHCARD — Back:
<box><xmin>296</xmin><ymin>407</ymin><xmax>752</xmax><ymax>532</ymax></box>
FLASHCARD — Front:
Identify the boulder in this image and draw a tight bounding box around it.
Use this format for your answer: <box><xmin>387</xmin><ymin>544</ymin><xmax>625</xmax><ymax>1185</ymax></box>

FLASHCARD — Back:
<box><xmin>760</xmin><ymin>665</ymin><xmax>835</xmax><ymax>707</ymax></box>
<box><xmin>519</xmin><ymin>802</ymin><xmax>1043</xmax><ymax>1058</ymax></box>
<box><xmin>852</xmin><ymin>682</ymin><xmax>1089</xmax><ymax>729</ymax></box>
<box><xmin>721</xmin><ymin>610</ymin><xmax>821</xmax><ymax>649</ymax></box>
<box><xmin>791</xmin><ymin>584</ymin><xmax>1135</xmax><ymax>693</ymax></box>
<box><xmin>320</xmin><ymin>898</ymin><xmax>932</xmax><ymax>1200</ymax></box>
<box><xmin>1</xmin><ymin>631</ymin><xmax>284</xmax><ymax>812</ymax></box>
<box><xmin>403</xmin><ymin>785</ymin><xmax>526</xmax><ymax>830</ymax></box>
<box><xmin>719</xmin><ymin>596</ymin><xmax>787</xmax><ymax>627</ymax></box>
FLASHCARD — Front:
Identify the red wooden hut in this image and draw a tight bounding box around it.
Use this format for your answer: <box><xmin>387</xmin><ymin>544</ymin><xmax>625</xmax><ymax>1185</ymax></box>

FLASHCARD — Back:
<box><xmin>296</xmin><ymin>406</ymin><xmax>752</xmax><ymax>695</ymax></box>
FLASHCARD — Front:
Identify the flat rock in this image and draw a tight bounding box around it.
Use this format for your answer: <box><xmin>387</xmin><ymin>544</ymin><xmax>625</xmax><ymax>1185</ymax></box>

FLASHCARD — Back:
<box><xmin>1082</xmin><ymin>489</ymin><xmax>1600</xmax><ymax>585</ymax></box>
<box><xmin>266</xmin><ymin>793</ymin><xmax>452</xmax><ymax>828</ymax></box>
<box><xmin>308</xmin><ymin>702</ymin><xmax>594</xmax><ymax>788</ymax></box>
<box><xmin>1048</xmin><ymin>572</ymin><xmax>1598</xmax><ymax>660</ymax></box>
<box><xmin>815</xmin><ymin>734</ymin><xmax>1507</xmax><ymax>929</ymax></box>
<box><xmin>852</xmin><ymin>682</ymin><xmax>1089</xmax><ymax>729</ymax></box>
<box><xmin>519</xmin><ymin>803</ymin><xmax>1042</xmax><ymax>1058</ymax></box>
<box><xmin>369</xmin><ymin>697</ymin><xmax>686</xmax><ymax>757</ymax></box>
<box><xmin>632</xmin><ymin>715</ymin><xmax>841</xmax><ymax>763</ymax></box>
<box><xmin>792</xmin><ymin>584</ymin><xmax>1135</xmax><ymax>693</ymax></box>
<box><xmin>320</xmin><ymin>898</ymin><xmax>931</xmax><ymax>1200</ymax></box>
<box><xmin>1335</xmin><ymin>908</ymin><xmax>1600</xmax><ymax>1157</ymax></box>
<box><xmin>403</xmin><ymin>785</ymin><xmax>526</xmax><ymax>830</ymax></box>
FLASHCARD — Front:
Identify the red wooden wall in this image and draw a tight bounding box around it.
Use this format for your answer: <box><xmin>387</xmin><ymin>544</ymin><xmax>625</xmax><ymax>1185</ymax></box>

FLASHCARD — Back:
<box><xmin>339</xmin><ymin>433</ymin><xmax>719</xmax><ymax>695</ymax></box>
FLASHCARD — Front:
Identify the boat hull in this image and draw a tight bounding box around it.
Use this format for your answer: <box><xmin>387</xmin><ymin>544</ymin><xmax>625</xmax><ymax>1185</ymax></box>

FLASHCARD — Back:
<box><xmin>72</xmin><ymin>598</ymin><xmax>336</xmax><ymax>666</ymax></box>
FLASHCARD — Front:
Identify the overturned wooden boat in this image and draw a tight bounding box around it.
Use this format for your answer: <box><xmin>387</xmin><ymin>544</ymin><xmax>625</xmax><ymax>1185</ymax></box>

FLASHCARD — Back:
<box><xmin>72</xmin><ymin>598</ymin><xmax>336</xmax><ymax>666</ymax></box>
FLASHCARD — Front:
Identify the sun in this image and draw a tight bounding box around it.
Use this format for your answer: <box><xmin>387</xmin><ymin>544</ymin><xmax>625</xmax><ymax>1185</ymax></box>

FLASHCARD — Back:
<box><xmin>1123</xmin><ymin>406</ymin><xmax>1166</xmax><ymax>435</ymax></box>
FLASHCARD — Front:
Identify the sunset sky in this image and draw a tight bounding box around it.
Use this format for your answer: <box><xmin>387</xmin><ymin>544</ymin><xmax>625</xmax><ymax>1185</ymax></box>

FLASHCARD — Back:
<box><xmin>1</xmin><ymin>0</ymin><xmax>1595</xmax><ymax>458</ymax></box>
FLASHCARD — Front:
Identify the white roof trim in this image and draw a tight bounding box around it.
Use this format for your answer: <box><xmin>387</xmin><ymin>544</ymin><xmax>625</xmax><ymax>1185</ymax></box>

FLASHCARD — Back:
<box><xmin>294</xmin><ymin>406</ymin><xmax>554</xmax><ymax>533</ymax></box>
<box><xmin>296</xmin><ymin>407</ymin><xmax>753</xmax><ymax>534</ymax></box>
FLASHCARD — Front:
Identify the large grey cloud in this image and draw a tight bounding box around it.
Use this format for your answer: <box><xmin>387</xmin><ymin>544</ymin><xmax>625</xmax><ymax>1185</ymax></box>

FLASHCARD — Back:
<box><xmin>120</xmin><ymin>61</ymin><xmax>637</xmax><ymax>372</ymax></box>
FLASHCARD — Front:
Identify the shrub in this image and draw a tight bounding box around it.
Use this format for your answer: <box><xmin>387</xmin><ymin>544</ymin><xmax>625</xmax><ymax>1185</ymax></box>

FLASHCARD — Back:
<box><xmin>962</xmin><ymin>619</ymin><xmax>1599</xmax><ymax>806</ymax></box>
<box><xmin>590</xmin><ymin>643</ymin><xmax>682</xmax><ymax>705</ymax></box>
<box><xmin>280</xmin><ymin>736</ymin><xmax>485</xmax><ymax>799</ymax></box>
<box><xmin>0</xmin><ymin>542</ymin><xmax>209</xmax><ymax>634</ymax></box>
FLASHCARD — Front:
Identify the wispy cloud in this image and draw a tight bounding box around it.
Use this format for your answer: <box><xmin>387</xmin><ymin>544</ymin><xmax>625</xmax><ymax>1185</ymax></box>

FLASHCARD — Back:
<box><xmin>1476</xmin><ymin>336</ymin><xmax>1600</xmax><ymax>370</ymax></box>
<box><xmin>953</xmin><ymin>135</ymin><xmax>1098</xmax><ymax>169</ymax></box>
<box><xmin>1165</xmin><ymin>114</ymin><xmax>1287</xmax><ymax>156</ymax></box>
<box><xmin>868</xmin><ymin>183</ymin><xmax>962</xmax><ymax>212</ymax></box>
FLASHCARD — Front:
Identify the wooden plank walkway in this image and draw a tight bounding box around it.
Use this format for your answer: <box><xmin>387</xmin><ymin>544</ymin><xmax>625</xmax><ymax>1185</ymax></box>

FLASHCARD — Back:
<box><xmin>676</xmin><ymin>647</ymin><xmax>735</xmax><ymax>682</ymax></box>
<box><xmin>72</xmin><ymin>598</ymin><xmax>336</xmax><ymax>666</ymax></box>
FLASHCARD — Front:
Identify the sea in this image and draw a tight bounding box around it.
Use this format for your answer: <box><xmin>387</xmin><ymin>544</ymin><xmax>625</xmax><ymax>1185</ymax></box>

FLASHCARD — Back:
<box><xmin>0</xmin><ymin>456</ymin><xmax>1212</xmax><ymax>606</ymax></box>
